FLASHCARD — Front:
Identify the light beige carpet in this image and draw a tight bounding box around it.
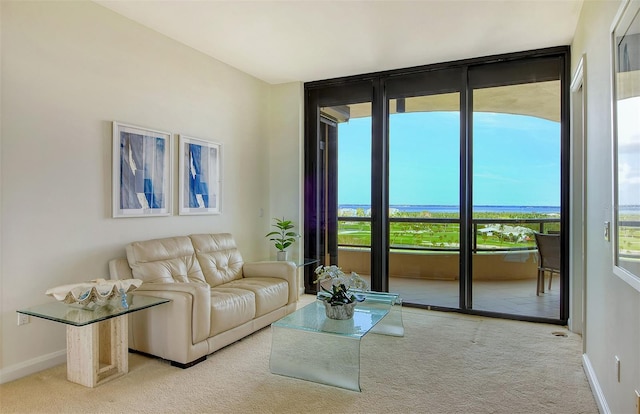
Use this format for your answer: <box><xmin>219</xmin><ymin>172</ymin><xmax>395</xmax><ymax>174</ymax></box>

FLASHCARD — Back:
<box><xmin>0</xmin><ymin>295</ymin><xmax>598</xmax><ymax>414</ymax></box>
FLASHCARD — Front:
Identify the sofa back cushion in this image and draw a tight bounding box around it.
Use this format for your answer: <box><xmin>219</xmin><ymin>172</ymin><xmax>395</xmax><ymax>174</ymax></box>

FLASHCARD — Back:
<box><xmin>126</xmin><ymin>236</ymin><xmax>206</xmax><ymax>284</ymax></box>
<box><xmin>190</xmin><ymin>233</ymin><xmax>244</xmax><ymax>287</ymax></box>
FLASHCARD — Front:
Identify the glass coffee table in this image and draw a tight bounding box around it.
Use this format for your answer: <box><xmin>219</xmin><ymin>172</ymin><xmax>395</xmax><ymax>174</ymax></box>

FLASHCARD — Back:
<box><xmin>17</xmin><ymin>294</ymin><xmax>169</xmax><ymax>387</ymax></box>
<box><xmin>269</xmin><ymin>291</ymin><xmax>403</xmax><ymax>391</ymax></box>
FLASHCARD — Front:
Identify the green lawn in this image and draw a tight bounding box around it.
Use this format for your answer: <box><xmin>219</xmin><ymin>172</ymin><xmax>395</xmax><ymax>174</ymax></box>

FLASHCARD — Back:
<box><xmin>339</xmin><ymin>211</ymin><xmax>640</xmax><ymax>254</ymax></box>
<box><xmin>339</xmin><ymin>211</ymin><xmax>560</xmax><ymax>250</ymax></box>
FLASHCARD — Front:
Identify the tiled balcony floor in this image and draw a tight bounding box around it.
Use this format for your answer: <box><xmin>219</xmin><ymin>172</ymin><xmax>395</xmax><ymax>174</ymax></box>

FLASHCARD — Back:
<box><xmin>381</xmin><ymin>276</ymin><xmax>561</xmax><ymax>320</ymax></box>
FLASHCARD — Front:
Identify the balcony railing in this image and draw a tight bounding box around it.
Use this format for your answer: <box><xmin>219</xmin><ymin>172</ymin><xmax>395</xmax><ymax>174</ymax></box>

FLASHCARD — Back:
<box><xmin>337</xmin><ymin>216</ymin><xmax>561</xmax><ymax>252</ymax></box>
<box><xmin>336</xmin><ymin>216</ymin><xmax>640</xmax><ymax>281</ymax></box>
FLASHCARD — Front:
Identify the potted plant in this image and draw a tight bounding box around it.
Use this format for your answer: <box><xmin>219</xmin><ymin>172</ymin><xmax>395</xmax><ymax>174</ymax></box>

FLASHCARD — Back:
<box><xmin>265</xmin><ymin>217</ymin><xmax>299</xmax><ymax>261</ymax></box>
<box><xmin>314</xmin><ymin>265</ymin><xmax>368</xmax><ymax>319</ymax></box>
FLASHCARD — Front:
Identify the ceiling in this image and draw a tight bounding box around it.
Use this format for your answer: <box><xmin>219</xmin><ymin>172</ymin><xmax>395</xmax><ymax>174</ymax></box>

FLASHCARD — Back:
<box><xmin>94</xmin><ymin>0</ymin><xmax>584</xmax><ymax>85</ymax></box>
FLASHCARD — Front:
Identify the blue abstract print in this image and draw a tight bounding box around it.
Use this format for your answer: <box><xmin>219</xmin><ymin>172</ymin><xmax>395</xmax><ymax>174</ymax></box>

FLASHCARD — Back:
<box><xmin>120</xmin><ymin>132</ymin><xmax>166</xmax><ymax>209</ymax></box>
<box><xmin>187</xmin><ymin>143</ymin><xmax>217</xmax><ymax>208</ymax></box>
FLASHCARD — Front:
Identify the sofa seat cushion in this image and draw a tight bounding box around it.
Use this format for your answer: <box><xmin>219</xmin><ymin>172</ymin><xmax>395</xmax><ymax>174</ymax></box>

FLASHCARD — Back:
<box><xmin>209</xmin><ymin>288</ymin><xmax>256</xmax><ymax>336</ymax></box>
<box><xmin>222</xmin><ymin>277</ymin><xmax>288</xmax><ymax>317</ymax></box>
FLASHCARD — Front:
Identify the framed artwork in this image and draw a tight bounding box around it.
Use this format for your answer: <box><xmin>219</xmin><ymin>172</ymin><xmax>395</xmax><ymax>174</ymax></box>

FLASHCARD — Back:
<box><xmin>611</xmin><ymin>0</ymin><xmax>640</xmax><ymax>290</ymax></box>
<box><xmin>112</xmin><ymin>122</ymin><xmax>173</xmax><ymax>218</ymax></box>
<box><xmin>178</xmin><ymin>135</ymin><xmax>222</xmax><ymax>215</ymax></box>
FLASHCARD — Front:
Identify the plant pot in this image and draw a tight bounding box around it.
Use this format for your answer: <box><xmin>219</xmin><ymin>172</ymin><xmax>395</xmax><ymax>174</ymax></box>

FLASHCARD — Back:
<box><xmin>276</xmin><ymin>251</ymin><xmax>289</xmax><ymax>261</ymax></box>
<box><xmin>322</xmin><ymin>300</ymin><xmax>356</xmax><ymax>320</ymax></box>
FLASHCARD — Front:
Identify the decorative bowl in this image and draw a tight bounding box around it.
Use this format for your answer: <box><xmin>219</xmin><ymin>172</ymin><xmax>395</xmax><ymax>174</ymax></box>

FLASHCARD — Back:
<box><xmin>46</xmin><ymin>278</ymin><xmax>142</xmax><ymax>308</ymax></box>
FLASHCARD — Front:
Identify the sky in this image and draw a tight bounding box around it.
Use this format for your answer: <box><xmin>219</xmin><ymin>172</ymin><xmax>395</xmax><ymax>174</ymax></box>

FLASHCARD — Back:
<box><xmin>337</xmin><ymin>111</ymin><xmax>562</xmax><ymax>207</ymax></box>
<box><xmin>617</xmin><ymin>96</ymin><xmax>640</xmax><ymax>207</ymax></box>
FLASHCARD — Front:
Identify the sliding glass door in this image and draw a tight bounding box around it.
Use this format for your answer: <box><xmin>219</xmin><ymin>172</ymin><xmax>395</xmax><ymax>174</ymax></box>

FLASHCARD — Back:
<box><xmin>304</xmin><ymin>81</ymin><xmax>374</xmax><ymax>290</ymax></box>
<box><xmin>469</xmin><ymin>58</ymin><xmax>566</xmax><ymax>320</ymax></box>
<box><xmin>386</xmin><ymin>69</ymin><xmax>463</xmax><ymax>308</ymax></box>
<box><xmin>322</xmin><ymin>102</ymin><xmax>373</xmax><ymax>281</ymax></box>
<box><xmin>305</xmin><ymin>48</ymin><xmax>569</xmax><ymax>324</ymax></box>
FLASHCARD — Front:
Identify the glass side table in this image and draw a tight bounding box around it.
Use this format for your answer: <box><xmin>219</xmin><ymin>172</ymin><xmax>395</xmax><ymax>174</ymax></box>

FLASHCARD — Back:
<box><xmin>297</xmin><ymin>258</ymin><xmax>320</xmax><ymax>267</ymax></box>
<box><xmin>259</xmin><ymin>258</ymin><xmax>319</xmax><ymax>296</ymax></box>
<box><xmin>17</xmin><ymin>294</ymin><xmax>169</xmax><ymax>387</ymax></box>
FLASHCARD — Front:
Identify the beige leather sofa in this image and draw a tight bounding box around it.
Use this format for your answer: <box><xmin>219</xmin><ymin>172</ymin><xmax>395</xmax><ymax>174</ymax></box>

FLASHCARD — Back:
<box><xmin>109</xmin><ymin>233</ymin><xmax>297</xmax><ymax>368</ymax></box>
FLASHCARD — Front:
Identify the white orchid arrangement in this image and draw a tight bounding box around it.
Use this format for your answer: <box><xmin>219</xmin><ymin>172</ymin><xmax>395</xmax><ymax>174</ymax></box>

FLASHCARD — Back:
<box><xmin>314</xmin><ymin>265</ymin><xmax>369</xmax><ymax>306</ymax></box>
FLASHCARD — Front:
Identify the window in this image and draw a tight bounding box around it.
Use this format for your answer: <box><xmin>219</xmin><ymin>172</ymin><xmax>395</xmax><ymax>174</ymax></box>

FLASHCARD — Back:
<box><xmin>612</xmin><ymin>0</ymin><xmax>640</xmax><ymax>291</ymax></box>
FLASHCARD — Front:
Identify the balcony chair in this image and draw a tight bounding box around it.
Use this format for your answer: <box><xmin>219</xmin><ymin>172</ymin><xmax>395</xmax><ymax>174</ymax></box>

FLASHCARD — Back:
<box><xmin>534</xmin><ymin>232</ymin><xmax>560</xmax><ymax>295</ymax></box>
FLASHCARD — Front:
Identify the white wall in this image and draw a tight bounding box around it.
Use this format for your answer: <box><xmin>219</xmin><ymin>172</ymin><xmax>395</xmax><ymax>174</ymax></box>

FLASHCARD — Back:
<box><xmin>267</xmin><ymin>82</ymin><xmax>304</xmax><ymax>261</ymax></box>
<box><xmin>572</xmin><ymin>1</ymin><xmax>640</xmax><ymax>413</ymax></box>
<box><xmin>0</xmin><ymin>1</ymin><xmax>302</xmax><ymax>381</ymax></box>
<box><xmin>0</xmin><ymin>1</ymin><xmax>4</xmax><ymax>377</ymax></box>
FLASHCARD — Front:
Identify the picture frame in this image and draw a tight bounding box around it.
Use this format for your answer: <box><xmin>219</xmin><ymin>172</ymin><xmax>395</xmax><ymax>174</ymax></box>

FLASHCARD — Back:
<box><xmin>611</xmin><ymin>0</ymin><xmax>640</xmax><ymax>290</ymax></box>
<box><xmin>178</xmin><ymin>135</ymin><xmax>222</xmax><ymax>215</ymax></box>
<box><xmin>112</xmin><ymin>122</ymin><xmax>173</xmax><ymax>218</ymax></box>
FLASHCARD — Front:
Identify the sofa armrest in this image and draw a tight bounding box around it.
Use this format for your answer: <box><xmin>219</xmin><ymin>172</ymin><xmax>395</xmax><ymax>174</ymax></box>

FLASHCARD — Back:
<box><xmin>243</xmin><ymin>261</ymin><xmax>297</xmax><ymax>304</ymax></box>
<box><xmin>134</xmin><ymin>282</ymin><xmax>211</xmax><ymax>344</ymax></box>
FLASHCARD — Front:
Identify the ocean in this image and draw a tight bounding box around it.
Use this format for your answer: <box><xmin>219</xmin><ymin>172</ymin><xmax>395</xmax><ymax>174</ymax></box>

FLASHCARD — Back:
<box><xmin>339</xmin><ymin>204</ymin><xmax>640</xmax><ymax>214</ymax></box>
<box><xmin>339</xmin><ymin>204</ymin><xmax>561</xmax><ymax>214</ymax></box>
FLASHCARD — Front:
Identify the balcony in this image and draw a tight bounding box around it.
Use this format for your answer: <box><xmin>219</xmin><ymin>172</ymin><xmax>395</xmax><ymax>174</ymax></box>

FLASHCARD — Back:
<box><xmin>337</xmin><ymin>215</ymin><xmax>561</xmax><ymax>273</ymax></box>
<box><xmin>334</xmin><ymin>215</ymin><xmax>562</xmax><ymax>320</ymax></box>
<box><xmin>325</xmin><ymin>213</ymin><xmax>638</xmax><ymax>320</ymax></box>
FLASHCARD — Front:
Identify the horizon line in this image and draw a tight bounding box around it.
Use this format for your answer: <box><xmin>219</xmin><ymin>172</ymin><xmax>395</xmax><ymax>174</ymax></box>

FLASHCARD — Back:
<box><xmin>339</xmin><ymin>204</ymin><xmax>562</xmax><ymax>208</ymax></box>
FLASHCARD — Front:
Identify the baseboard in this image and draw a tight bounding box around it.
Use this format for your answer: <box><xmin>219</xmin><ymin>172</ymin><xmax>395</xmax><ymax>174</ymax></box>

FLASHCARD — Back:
<box><xmin>0</xmin><ymin>349</ymin><xmax>66</xmax><ymax>385</ymax></box>
<box><xmin>582</xmin><ymin>353</ymin><xmax>611</xmax><ymax>414</ymax></box>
